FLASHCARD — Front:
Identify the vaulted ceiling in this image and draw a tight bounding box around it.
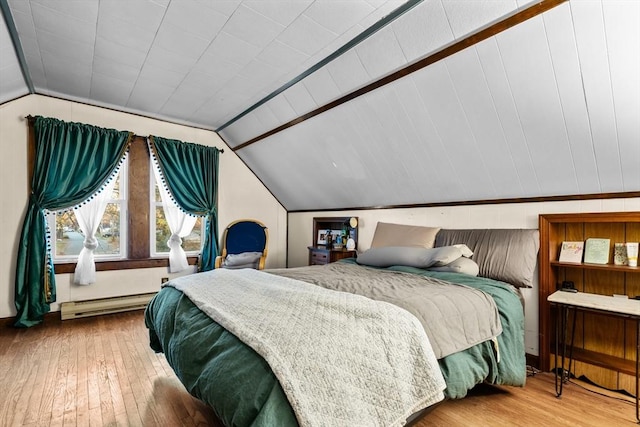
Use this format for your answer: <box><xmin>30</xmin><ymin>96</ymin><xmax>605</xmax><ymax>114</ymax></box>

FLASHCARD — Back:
<box><xmin>1</xmin><ymin>0</ymin><xmax>638</xmax><ymax>211</ymax></box>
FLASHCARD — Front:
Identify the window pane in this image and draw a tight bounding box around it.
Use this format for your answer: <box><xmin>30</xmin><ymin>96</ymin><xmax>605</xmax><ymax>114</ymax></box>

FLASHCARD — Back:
<box><xmin>155</xmin><ymin>207</ymin><xmax>171</xmax><ymax>253</ymax></box>
<box><xmin>154</xmin><ymin>208</ymin><xmax>202</xmax><ymax>254</ymax></box>
<box><xmin>55</xmin><ymin>211</ymin><xmax>81</xmax><ymax>257</ymax></box>
<box><xmin>96</xmin><ymin>203</ymin><xmax>121</xmax><ymax>255</ymax></box>
<box><xmin>54</xmin><ymin>203</ymin><xmax>121</xmax><ymax>257</ymax></box>
<box><xmin>112</xmin><ymin>173</ymin><xmax>121</xmax><ymax>199</ymax></box>
<box><xmin>183</xmin><ymin>217</ymin><xmax>203</xmax><ymax>252</ymax></box>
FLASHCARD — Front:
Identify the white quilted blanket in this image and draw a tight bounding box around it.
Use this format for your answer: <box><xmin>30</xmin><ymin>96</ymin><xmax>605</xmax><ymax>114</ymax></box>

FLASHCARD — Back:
<box><xmin>167</xmin><ymin>268</ymin><xmax>446</xmax><ymax>427</ymax></box>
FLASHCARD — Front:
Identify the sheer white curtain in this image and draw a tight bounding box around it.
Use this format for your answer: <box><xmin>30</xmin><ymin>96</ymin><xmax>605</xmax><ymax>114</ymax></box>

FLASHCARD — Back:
<box><xmin>73</xmin><ymin>178</ymin><xmax>117</xmax><ymax>285</ymax></box>
<box><xmin>152</xmin><ymin>158</ymin><xmax>197</xmax><ymax>272</ymax></box>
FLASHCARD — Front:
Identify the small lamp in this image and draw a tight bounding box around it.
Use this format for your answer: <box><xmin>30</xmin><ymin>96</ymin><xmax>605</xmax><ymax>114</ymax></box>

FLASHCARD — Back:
<box><xmin>346</xmin><ymin>217</ymin><xmax>357</xmax><ymax>250</ymax></box>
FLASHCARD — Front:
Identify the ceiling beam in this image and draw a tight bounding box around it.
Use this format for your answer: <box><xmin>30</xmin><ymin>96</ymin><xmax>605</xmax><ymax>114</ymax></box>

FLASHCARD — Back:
<box><xmin>0</xmin><ymin>0</ymin><xmax>34</xmax><ymax>93</ymax></box>
<box><xmin>232</xmin><ymin>0</ymin><xmax>568</xmax><ymax>152</ymax></box>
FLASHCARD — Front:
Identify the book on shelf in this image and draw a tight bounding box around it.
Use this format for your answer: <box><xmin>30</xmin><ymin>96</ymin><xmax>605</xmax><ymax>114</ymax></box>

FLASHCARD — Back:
<box><xmin>583</xmin><ymin>238</ymin><xmax>611</xmax><ymax>264</ymax></box>
<box><xmin>558</xmin><ymin>241</ymin><xmax>584</xmax><ymax>263</ymax></box>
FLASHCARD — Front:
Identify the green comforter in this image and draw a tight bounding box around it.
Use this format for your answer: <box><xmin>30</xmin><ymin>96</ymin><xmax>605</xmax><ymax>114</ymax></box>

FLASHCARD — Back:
<box><xmin>145</xmin><ymin>260</ymin><xmax>525</xmax><ymax>426</ymax></box>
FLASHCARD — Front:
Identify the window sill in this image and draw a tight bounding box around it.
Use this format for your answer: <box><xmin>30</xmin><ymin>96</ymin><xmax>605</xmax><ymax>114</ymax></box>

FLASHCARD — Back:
<box><xmin>53</xmin><ymin>256</ymin><xmax>199</xmax><ymax>274</ymax></box>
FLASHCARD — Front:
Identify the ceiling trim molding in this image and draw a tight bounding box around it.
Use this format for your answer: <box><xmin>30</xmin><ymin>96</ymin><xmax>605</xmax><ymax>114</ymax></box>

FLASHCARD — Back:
<box><xmin>0</xmin><ymin>0</ymin><xmax>34</xmax><ymax>93</ymax></box>
<box><xmin>216</xmin><ymin>0</ymin><xmax>424</xmax><ymax>132</ymax></box>
<box><xmin>288</xmin><ymin>191</ymin><xmax>640</xmax><ymax>214</ymax></box>
<box><xmin>232</xmin><ymin>0</ymin><xmax>568</xmax><ymax>152</ymax></box>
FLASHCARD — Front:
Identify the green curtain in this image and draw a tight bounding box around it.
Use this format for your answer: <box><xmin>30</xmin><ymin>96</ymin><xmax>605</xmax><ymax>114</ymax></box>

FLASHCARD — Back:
<box><xmin>149</xmin><ymin>136</ymin><xmax>221</xmax><ymax>272</ymax></box>
<box><xmin>14</xmin><ymin>116</ymin><xmax>132</xmax><ymax>327</ymax></box>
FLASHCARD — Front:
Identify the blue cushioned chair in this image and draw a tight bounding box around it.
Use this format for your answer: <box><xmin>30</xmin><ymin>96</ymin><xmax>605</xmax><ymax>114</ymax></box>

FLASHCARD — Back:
<box><xmin>215</xmin><ymin>219</ymin><xmax>269</xmax><ymax>270</ymax></box>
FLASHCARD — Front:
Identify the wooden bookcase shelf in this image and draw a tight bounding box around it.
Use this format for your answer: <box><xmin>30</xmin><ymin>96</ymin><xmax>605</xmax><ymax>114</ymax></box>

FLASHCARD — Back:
<box><xmin>539</xmin><ymin>212</ymin><xmax>640</xmax><ymax>395</ymax></box>
<box><xmin>550</xmin><ymin>261</ymin><xmax>640</xmax><ymax>273</ymax></box>
<box><xmin>308</xmin><ymin>217</ymin><xmax>358</xmax><ymax>266</ymax></box>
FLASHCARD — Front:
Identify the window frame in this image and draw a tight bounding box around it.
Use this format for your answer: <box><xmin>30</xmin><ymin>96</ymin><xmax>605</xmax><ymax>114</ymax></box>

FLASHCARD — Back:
<box><xmin>48</xmin><ymin>158</ymin><xmax>129</xmax><ymax>263</ymax></box>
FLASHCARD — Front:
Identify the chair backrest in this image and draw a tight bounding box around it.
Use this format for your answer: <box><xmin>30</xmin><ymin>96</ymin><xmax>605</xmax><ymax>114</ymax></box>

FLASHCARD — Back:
<box><xmin>222</xmin><ymin>220</ymin><xmax>268</xmax><ymax>256</ymax></box>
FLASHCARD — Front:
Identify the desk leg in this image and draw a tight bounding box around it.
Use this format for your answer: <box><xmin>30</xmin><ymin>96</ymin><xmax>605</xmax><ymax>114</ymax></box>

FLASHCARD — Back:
<box><xmin>555</xmin><ymin>305</ymin><xmax>576</xmax><ymax>398</ymax></box>
<box><xmin>555</xmin><ymin>305</ymin><xmax>567</xmax><ymax>397</ymax></box>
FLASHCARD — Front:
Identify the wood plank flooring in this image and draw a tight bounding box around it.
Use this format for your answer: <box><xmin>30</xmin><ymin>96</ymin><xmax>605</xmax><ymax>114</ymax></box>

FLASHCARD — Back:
<box><xmin>0</xmin><ymin>311</ymin><xmax>635</xmax><ymax>426</ymax></box>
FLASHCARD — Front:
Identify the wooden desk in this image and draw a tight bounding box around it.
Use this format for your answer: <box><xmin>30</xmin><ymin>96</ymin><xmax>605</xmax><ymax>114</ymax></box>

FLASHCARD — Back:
<box><xmin>548</xmin><ymin>290</ymin><xmax>640</xmax><ymax>422</ymax></box>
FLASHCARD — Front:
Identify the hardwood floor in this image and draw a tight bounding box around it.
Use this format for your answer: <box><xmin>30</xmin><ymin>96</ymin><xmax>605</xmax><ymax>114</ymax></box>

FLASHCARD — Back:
<box><xmin>0</xmin><ymin>311</ymin><xmax>635</xmax><ymax>426</ymax></box>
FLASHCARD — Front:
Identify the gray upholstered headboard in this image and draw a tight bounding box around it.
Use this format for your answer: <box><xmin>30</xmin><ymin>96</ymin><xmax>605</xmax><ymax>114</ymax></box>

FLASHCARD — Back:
<box><xmin>434</xmin><ymin>229</ymin><xmax>540</xmax><ymax>288</ymax></box>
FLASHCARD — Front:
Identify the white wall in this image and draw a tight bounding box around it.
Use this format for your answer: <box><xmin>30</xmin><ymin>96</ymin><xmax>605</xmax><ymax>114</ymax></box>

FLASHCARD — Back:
<box><xmin>288</xmin><ymin>198</ymin><xmax>640</xmax><ymax>356</ymax></box>
<box><xmin>0</xmin><ymin>95</ymin><xmax>287</xmax><ymax>319</ymax></box>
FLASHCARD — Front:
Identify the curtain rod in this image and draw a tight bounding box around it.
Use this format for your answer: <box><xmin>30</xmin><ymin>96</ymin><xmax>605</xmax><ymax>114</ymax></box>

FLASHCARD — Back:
<box><xmin>24</xmin><ymin>115</ymin><xmax>224</xmax><ymax>153</ymax></box>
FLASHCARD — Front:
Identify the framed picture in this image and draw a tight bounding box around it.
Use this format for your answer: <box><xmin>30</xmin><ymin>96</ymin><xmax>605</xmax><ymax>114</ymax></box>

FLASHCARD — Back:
<box><xmin>317</xmin><ymin>230</ymin><xmax>328</xmax><ymax>245</ymax></box>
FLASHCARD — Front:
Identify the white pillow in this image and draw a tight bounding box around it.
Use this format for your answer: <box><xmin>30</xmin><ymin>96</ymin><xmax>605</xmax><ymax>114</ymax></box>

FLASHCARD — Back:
<box><xmin>356</xmin><ymin>246</ymin><xmax>462</xmax><ymax>268</ymax></box>
<box><xmin>429</xmin><ymin>257</ymin><xmax>479</xmax><ymax>276</ymax></box>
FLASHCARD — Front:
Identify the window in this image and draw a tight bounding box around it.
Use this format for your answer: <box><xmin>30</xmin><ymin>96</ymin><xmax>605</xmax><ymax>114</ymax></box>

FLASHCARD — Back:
<box><xmin>150</xmin><ymin>167</ymin><xmax>203</xmax><ymax>257</ymax></box>
<box><xmin>48</xmin><ymin>160</ymin><xmax>128</xmax><ymax>262</ymax></box>
<box><xmin>48</xmin><ymin>136</ymin><xmax>200</xmax><ymax>273</ymax></box>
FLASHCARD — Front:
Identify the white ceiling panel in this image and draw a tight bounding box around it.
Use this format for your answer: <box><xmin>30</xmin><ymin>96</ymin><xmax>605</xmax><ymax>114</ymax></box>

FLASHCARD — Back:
<box><xmin>570</xmin><ymin>0</ymin><xmax>624</xmax><ymax>193</ymax></box>
<box><xmin>96</xmin><ymin>13</ymin><xmax>157</xmax><ymax>52</ymax></box>
<box><xmin>258</xmin><ymin>40</ymin><xmax>310</xmax><ymax>73</ymax></box>
<box><xmin>92</xmin><ymin>55</ymin><xmax>139</xmax><ymax>83</ymax></box>
<box><xmin>30</xmin><ymin>1</ymin><xmax>96</xmax><ymax>42</ymax></box>
<box><xmin>604</xmin><ymin>1</ymin><xmax>640</xmax><ymax>191</ymax></box>
<box><xmin>442</xmin><ymin>0</ymin><xmax>519</xmax><ymax>38</ymax></box>
<box><xmin>40</xmin><ymin>51</ymin><xmax>91</xmax><ymax>96</ymax></box>
<box><xmin>140</xmin><ymin>46</ymin><xmax>192</xmax><ymax>76</ymax></box>
<box><xmin>495</xmin><ymin>16</ymin><xmax>578</xmax><ymax>196</ymax></box>
<box><xmin>276</xmin><ymin>14</ymin><xmax>338</xmax><ymax>57</ymax></box>
<box><xmin>474</xmin><ymin>37</ymin><xmax>540</xmax><ymax>195</ymax></box>
<box><xmin>203</xmin><ymin>31</ymin><xmax>261</xmax><ymax>69</ymax></box>
<box><xmin>325</xmin><ymin>49</ymin><xmax>372</xmax><ymax>92</ymax></box>
<box><xmin>98</xmin><ymin>0</ymin><xmax>166</xmax><ymax>29</ymax></box>
<box><xmin>223</xmin><ymin>4</ymin><xmax>285</xmax><ymax>49</ymax></box>
<box><xmin>90</xmin><ymin>73</ymin><xmax>134</xmax><ymax>106</ymax></box>
<box><xmin>390</xmin><ymin>78</ymin><xmax>461</xmax><ymax>197</ymax></box>
<box><xmin>283</xmin><ymin>82</ymin><xmax>318</xmax><ymax>117</ymax></box>
<box><xmin>94</xmin><ymin>37</ymin><xmax>147</xmax><ymax>71</ymax></box>
<box><xmin>304</xmin><ymin>0</ymin><xmax>373</xmax><ymax>36</ymax></box>
<box><xmin>412</xmin><ymin>62</ymin><xmax>495</xmax><ymax>200</ymax></box>
<box><xmin>153</xmin><ymin>23</ymin><xmax>211</xmax><ymax>60</ymax></box>
<box><xmin>542</xmin><ymin>3</ymin><xmax>600</xmax><ymax>194</ymax></box>
<box><xmin>445</xmin><ymin>47</ymin><xmax>523</xmax><ymax>197</ymax></box>
<box><xmin>392</xmin><ymin>0</ymin><xmax>453</xmax><ymax>63</ymax></box>
<box><xmin>302</xmin><ymin>67</ymin><xmax>342</xmax><ymax>106</ymax></box>
<box><xmin>244</xmin><ymin>0</ymin><xmax>312</xmax><ymax>27</ymax></box>
<box><xmin>127</xmin><ymin>80</ymin><xmax>174</xmax><ymax>113</ymax></box>
<box><xmin>355</xmin><ymin>26</ymin><xmax>406</xmax><ymax>78</ymax></box>
<box><xmin>265</xmin><ymin>94</ymin><xmax>298</xmax><ymax>125</ymax></box>
<box><xmin>163</xmin><ymin>0</ymin><xmax>228</xmax><ymax>40</ymax></box>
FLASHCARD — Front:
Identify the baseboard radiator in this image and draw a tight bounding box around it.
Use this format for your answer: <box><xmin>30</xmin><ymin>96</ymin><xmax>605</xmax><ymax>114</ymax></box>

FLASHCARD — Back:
<box><xmin>60</xmin><ymin>292</ymin><xmax>157</xmax><ymax>320</ymax></box>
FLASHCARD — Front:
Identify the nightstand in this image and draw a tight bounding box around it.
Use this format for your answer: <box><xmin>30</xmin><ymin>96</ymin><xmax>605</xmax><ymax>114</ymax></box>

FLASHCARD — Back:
<box><xmin>308</xmin><ymin>246</ymin><xmax>356</xmax><ymax>266</ymax></box>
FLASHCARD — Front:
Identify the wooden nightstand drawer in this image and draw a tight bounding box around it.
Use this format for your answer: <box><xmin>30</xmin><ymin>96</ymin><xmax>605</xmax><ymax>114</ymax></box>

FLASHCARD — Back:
<box><xmin>308</xmin><ymin>246</ymin><xmax>356</xmax><ymax>266</ymax></box>
<box><xmin>311</xmin><ymin>250</ymin><xmax>329</xmax><ymax>265</ymax></box>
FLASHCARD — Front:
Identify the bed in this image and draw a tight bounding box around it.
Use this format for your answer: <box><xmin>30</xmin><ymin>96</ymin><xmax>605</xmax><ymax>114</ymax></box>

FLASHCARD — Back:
<box><xmin>145</xmin><ymin>224</ymin><xmax>539</xmax><ymax>426</ymax></box>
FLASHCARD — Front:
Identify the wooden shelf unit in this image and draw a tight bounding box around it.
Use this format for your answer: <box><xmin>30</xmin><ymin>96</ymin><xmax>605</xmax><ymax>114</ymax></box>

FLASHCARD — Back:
<box><xmin>309</xmin><ymin>216</ymin><xmax>358</xmax><ymax>266</ymax></box>
<box><xmin>539</xmin><ymin>212</ymin><xmax>640</xmax><ymax>395</ymax></box>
